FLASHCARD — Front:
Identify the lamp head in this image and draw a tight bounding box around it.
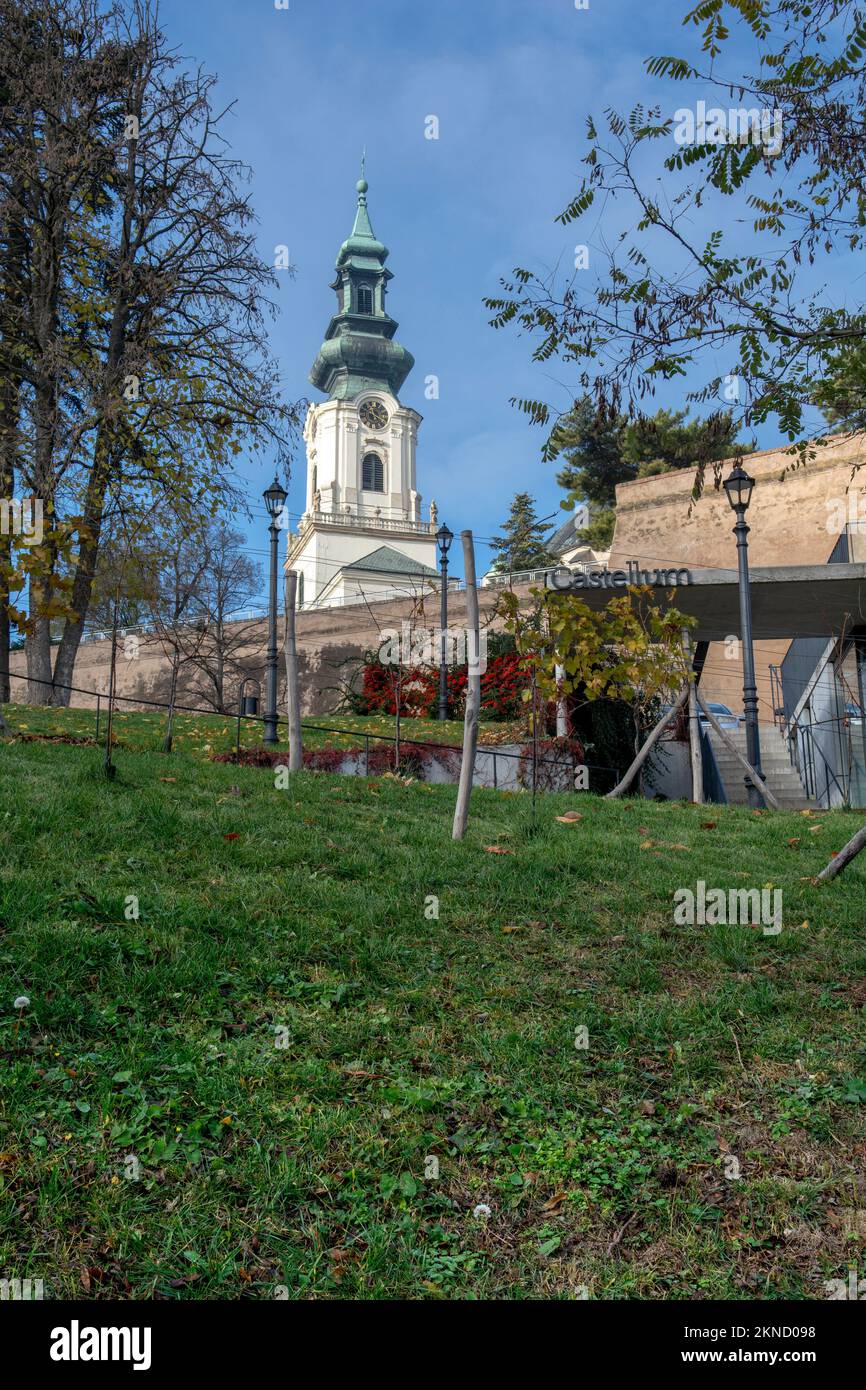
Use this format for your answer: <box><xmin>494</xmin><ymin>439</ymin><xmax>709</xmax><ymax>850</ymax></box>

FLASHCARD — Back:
<box><xmin>723</xmin><ymin>460</ymin><xmax>755</xmax><ymax>514</ymax></box>
<box><xmin>264</xmin><ymin>476</ymin><xmax>288</xmax><ymax>519</ymax></box>
<box><xmin>436</xmin><ymin>523</ymin><xmax>454</xmax><ymax>560</ymax></box>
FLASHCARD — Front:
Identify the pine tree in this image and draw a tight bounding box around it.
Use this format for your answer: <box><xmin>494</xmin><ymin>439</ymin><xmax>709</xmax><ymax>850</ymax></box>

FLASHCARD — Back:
<box><xmin>490</xmin><ymin>493</ymin><xmax>555</xmax><ymax>573</ymax></box>
<box><xmin>554</xmin><ymin>399</ymin><xmax>749</xmax><ymax>513</ymax></box>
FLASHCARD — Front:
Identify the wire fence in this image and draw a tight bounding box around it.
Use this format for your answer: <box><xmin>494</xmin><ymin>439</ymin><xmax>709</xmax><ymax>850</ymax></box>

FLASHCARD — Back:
<box><xmin>0</xmin><ymin>669</ymin><xmax>620</xmax><ymax>795</ymax></box>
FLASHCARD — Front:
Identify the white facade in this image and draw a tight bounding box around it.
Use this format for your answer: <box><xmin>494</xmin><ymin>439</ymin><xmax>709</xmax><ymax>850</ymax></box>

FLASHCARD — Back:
<box><xmin>287</xmin><ymin>391</ymin><xmax>440</xmax><ymax>608</ymax></box>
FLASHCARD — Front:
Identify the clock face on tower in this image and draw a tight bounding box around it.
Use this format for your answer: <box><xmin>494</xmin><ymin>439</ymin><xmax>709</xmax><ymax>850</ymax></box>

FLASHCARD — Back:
<box><xmin>359</xmin><ymin>399</ymin><xmax>389</xmax><ymax>431</ymax></box>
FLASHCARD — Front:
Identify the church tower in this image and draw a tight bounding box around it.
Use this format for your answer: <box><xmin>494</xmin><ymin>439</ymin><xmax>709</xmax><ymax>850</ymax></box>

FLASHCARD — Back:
<box><xmin>286</xmin><ymin>169</ymin><xmax>440</xmax><ymax>608</ymax></box>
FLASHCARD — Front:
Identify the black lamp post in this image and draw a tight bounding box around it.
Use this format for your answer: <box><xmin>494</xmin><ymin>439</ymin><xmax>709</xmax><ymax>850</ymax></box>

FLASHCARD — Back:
<box><xmin>263</xmin><ymin>476</ymin><xmax>288</xmax><ymax>745</ymax></box>
<box><xmin>436</xmin><ymin>523</ymin><xmax>454</xmax><ymax>721</ymax></box>
<box><xmin>723</xmin><ymin>459</ymin><xmax>764</xmax><ymax>807</ymax></box>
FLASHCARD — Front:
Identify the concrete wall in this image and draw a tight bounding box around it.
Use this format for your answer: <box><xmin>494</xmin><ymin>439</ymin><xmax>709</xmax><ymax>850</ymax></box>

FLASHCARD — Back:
<box><xmin>9</xmin><ymin>434</ymin><xmax>865</xmax><ymax>724</ymax></box>
<box><xmin>7</xmin><ymin>587</ymin><xmax>507</xmax><ymax>717</ymax></box>
<box><xmin>609</xmin><ymin>433</ymin><xmax>866</xmax><ymax>720</ymax></box>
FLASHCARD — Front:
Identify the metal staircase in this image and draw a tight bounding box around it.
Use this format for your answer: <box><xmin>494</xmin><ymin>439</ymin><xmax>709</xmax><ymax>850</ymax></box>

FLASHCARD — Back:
<box><xmin>705</xmin><ymin>723</ymin><xmax>817</xmax><ymax>809</ymax></box>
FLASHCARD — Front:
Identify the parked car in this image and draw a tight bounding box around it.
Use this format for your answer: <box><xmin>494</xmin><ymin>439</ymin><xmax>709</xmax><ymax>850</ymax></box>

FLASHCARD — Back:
<box><xmin>699</xmin><ymin>701</ymin><xmax>742</xmax><ymax>730</ymax></box>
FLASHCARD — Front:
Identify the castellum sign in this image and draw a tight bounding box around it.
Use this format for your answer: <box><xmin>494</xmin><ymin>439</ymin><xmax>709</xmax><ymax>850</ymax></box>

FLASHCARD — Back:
<box><xmin>546</xmin><ymin>561</ymin><xmax>692</xmax><ymax>592</ymax></box>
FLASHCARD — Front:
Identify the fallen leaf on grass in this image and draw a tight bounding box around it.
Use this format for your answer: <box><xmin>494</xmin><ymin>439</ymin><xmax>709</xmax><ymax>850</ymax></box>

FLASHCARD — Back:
<box><xmin>483</xmin><ymin>845</ymin><xmax>514</xmax><ymax>855</ymax></box>
<box><xmin>639</xmin><ymin>840</ymin><xmax>655</xmax><ymax>850</ymax></box>
<box><xmin>787</xmin><ymin>838</ymin><xmax>801</xmax><ymax>847</ymax></box>
<box><xmin>159</xmin><ymin>777</ymin><xmax>177</xmax><ymax>784</ymax></box>
<box><xmin>700</xmin><ymin>821</ymin><xmax>717</xmax><ymax>830</ymax></box>
<box><xmin>501</xmin><ymin>924</ymin><xmax>522</xmax><ymax>934</ymax></box>
<box><xmin>555</xmin><ymin>811</ymin><xmax>583</xmax><ymax>824</ymax></box>
<box><xmin>223</xmin><ymin>833</ymin><xmax>240</xmax><ymax>842</ymax></box>
<box><xmin>540</xmin><ymin>1191</ymin><xmax>568</xmax><ymax>1213</ymax></box>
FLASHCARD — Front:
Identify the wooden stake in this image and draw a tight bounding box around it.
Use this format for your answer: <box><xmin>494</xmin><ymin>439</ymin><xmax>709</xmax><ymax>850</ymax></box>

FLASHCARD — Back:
<box><xmin>283</xmin><ymin>571</ymin><xmax>302</xmax><ymax>773</ymax></box>
<box><xmin>605</xmin><ymin>685</ymin><xmax>689</xmax><ymax>799</ymax></box>
<box><xmin>694</xmin><ymin>689</ymin><xmax>780</xmax><ymax>811</ymax></box>
<box><xmin>453</xmin><ymin>531</ymin><xmax>480</xmax><ymax>841</ymax></box>
<box><xmin>817</xmin><ymin>821</ymin><xmax>866</xmax><ymax>881</ymax></box>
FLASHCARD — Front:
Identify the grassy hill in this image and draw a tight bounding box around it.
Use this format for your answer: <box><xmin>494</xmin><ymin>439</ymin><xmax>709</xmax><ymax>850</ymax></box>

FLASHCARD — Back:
<box><xmin>1</xmin><ymin>716</ymin><xmax>865</xmax><ymax>1299</ymax></box>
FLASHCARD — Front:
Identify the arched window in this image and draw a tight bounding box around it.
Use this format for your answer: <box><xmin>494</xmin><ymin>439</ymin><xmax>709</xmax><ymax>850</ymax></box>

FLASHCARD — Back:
<box><xmin>362</xmin><ymin>453</ymin><xmax>384</xmax><ymax>492</ymax></box>
<box><xmin>356</xmin><ymin>285</ymin><xmax>374</xmax><ymax>315</ymax></box>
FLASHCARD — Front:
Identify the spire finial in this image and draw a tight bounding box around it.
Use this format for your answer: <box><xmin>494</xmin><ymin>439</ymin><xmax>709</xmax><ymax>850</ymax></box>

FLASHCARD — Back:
<box><xmin>357</xmin><ymin>148</ymin><xmax>368</xmax><ymax>201</ymax></box>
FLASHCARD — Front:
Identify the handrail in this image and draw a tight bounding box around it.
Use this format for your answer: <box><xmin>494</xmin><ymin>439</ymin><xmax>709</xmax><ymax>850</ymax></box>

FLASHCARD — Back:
<box><xmin>784</xmin><ymin>710</ymin><xmax>848</xmax><ymax>806</ymax></box>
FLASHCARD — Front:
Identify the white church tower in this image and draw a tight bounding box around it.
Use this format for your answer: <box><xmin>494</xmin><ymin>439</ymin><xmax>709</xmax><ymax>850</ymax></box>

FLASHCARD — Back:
<box><xmin>286</xmin><ymin>169</ymin><xmax>440</xmax><ymax>607</ymax></box>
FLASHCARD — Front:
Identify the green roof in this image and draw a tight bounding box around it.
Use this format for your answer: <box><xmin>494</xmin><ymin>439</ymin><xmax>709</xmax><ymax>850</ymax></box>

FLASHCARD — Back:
<box><xmin>345</xmin><ymin>545</ymin><xmax>439</xmax><ymax>578</ymax></box>
<box><xmin>309</xmin><ymin>171</ymin><xmax>414</xmax><ymax>402</ymax></box>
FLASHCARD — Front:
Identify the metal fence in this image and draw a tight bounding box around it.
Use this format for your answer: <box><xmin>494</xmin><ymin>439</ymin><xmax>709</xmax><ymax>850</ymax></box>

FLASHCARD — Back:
<box><xmin>1</xmin><ymin>669</ymin><xmax>619</xmax><ymax>795</ymax></box>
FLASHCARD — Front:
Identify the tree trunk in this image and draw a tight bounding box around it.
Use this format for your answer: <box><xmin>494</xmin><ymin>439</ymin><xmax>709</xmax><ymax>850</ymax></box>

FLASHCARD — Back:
<box><xmin>453</xmin><ymin>531</ymin><xmax>481</xmax><ymax>841</ymax></box>
<box><xmin>283</xmin><ymin>571</ymin><xmax>302</xmax><ymax>772</ymax></box>
<box><xmin>163</xmin><ymin>651</ymin><xmax>179</xmax><ymax>753</ymax></box>
<box><xmin>683</xmin><ymin>632</ymin><xmax>703</xmax><ymax>803</ymax></box>
<box><xmin>0</xmin><ymin>175</ymin><xmax>25</xmax><ymax>708</ymax></box>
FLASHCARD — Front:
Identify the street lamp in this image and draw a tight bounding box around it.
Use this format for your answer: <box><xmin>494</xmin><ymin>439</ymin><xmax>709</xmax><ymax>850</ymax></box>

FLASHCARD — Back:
<box><xmin>263</xmin><ymin>475</ymin><xmax>288</xmax><ymax>745</ymax></box>
<box><xmin>436</xmin><ymin>523</ymin><xmax>454</xmax><ymax>721</ymax></box>
<box><xmin>723</xmin><ymin>459</ymin><xmax>764</xmax><ymax>807</ymax></box>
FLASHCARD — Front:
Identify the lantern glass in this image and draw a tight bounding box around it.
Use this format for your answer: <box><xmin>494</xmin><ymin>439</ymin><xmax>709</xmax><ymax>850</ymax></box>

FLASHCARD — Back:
<box><xmin>436</xmin><ymin>523</ymin><xmax>454</xmax><ymax>560</ymax></box>
<box><xmin>263</xmin><ymin>477</ymin><xmax>288</xmax><ymax>518</ymax></box>
<box><xmin>723</xmin><ymin>463</ymin><xmax>754</xmax><ymax>514</ymax></box>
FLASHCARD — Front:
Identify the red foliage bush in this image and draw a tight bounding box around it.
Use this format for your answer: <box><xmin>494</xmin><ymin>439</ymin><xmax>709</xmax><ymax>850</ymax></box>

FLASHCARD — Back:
<box><xmin>356</xmin><ymin>652</ymin><xmax>531</xmax><ymax>721</ymax></box>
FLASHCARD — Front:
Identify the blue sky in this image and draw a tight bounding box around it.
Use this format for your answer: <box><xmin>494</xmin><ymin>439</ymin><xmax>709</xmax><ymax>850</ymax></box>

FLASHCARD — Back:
<box><xmin>153</xmin><ymin>0</ymin><xmax>854</xmax><ymax>598</ymax></box>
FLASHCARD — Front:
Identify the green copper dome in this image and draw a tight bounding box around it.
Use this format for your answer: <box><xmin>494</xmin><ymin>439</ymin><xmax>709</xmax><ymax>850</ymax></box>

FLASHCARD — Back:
<box><xmin>309</xmin><ymin>172</ymin><xmax>414</xmax><ymax>401</ymax></box>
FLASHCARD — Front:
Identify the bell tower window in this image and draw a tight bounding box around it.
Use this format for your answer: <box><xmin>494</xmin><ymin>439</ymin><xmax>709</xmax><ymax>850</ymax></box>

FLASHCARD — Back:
<box><xmin>362</xmin><ymin>453</ymin><xmax>384</xmax><ymax>492</ymax></box>
<box><xmin>356</xmin><ymin>285</ymin><xmax>374</xmax><ymax>315</ymax></box>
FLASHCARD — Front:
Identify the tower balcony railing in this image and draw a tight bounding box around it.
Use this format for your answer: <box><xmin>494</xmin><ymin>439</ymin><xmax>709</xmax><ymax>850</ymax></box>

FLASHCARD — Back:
<box><xmin>293</xmin><ymin>508</ymin><xmax>436</xmax><ymax>538</ymax></box>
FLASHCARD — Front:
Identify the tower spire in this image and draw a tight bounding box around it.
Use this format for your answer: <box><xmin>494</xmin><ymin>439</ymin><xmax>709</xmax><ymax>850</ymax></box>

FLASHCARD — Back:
<box><xmin>308</xmin><ymin>166</ymin><xmax>415</xmax><ymax>401</ymax></box>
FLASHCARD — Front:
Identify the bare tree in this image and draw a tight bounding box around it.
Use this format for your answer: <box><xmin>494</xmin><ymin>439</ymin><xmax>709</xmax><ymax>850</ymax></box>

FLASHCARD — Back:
<box><xmin>187</xmin><ymin>524</ymin><xmax>262</xmax><ymax>714</ymax></box>
<box><xmin>0</xmin><ymin>0</ymin><xmax>298</xmax><ymax>705</ymax></box>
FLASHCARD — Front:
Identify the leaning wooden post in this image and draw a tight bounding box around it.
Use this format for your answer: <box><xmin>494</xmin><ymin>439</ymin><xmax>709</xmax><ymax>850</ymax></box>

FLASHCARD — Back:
<box><xmin>283</xmin><ymin>571</ymin><xmax>302</xmax><ymax>773</ymax></box>
<box><xmin>453</xmin><ymin>531</ymin><xmax>481</xmax><ymax>841</ymax></box>
<box><xmin>683</xmin><ymin>632</ymin><xmax>703</xmax><ymax>804</ymax></box>
<box><xmin>605</xmin><ymin>685</ymin><xmax>689</xmax><ymax>799</ymax></box>
<box><xmin>817</xmin><ymin>822</ymin><xmax>866</xmax><ymax>881</ymax></box>
<box><xmin>695</xmin><ymin>688</ymin><xmax>780</xmax><ymax>810</ymax></box>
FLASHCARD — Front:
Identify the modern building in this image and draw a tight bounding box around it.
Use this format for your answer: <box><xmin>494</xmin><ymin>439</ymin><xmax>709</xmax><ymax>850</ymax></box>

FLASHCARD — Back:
<box><xmin>558</xmin><ymin>435</ymin><xmax>866</xmax><ymax>807</ymax></box>
<box><xmin>286</xmin><ymin>173</ymin><xmax>441</xmax><ymax>609</ymax></box>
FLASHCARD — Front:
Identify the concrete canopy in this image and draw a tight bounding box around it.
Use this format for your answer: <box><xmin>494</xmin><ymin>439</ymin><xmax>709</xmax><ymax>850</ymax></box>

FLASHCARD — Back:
<box><xmin>548</xmin><ymin>562</ymin><xmax>866</xmax><ymax>641</ymax></box>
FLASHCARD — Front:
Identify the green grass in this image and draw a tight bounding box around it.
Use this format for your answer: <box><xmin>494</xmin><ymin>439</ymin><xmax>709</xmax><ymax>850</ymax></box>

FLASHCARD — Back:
<box><xmin>1</xmin><ymin>702</ymin><xmax>521</xmax><ymax>756</ymax></box>
<box><xmin>1</xmin><ymin>716</ymin><xmax>865</xmax><ymax>1300</ymax></box>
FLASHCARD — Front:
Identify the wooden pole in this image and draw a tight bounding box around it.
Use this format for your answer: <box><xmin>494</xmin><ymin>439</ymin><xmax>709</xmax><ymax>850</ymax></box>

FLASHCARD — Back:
<box><xmin>283</xmin><ymin>571</ymin><xmax>302</xmax><ymax>773</ymax></box>
<box><xmin>683</xmin><ymin>632</ymin><xmax>703</xmax><ymax>804</ymax></box>
<box><xmin>605</xmin><ymin>685</ymin><xmax>689</xmax><ymax>799</ymax></box>
<box><xmin>104</xmin><ymin>591</ymin><xmax>119</xmax><ymax>780</ymax></box>
<box><xmin>453</xmin><ymin>531</ymin><xmax>480</xmax><ymax>841</ymax></box>
<box><xmin>694</xmin><ymin>688</ymin><xmax>780</xmax><ymax>810</ymax></box>
<box><xmin>817</xmin><ymin>822</ymin><xmax>866</xmax><ymax>881</ymax></box>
